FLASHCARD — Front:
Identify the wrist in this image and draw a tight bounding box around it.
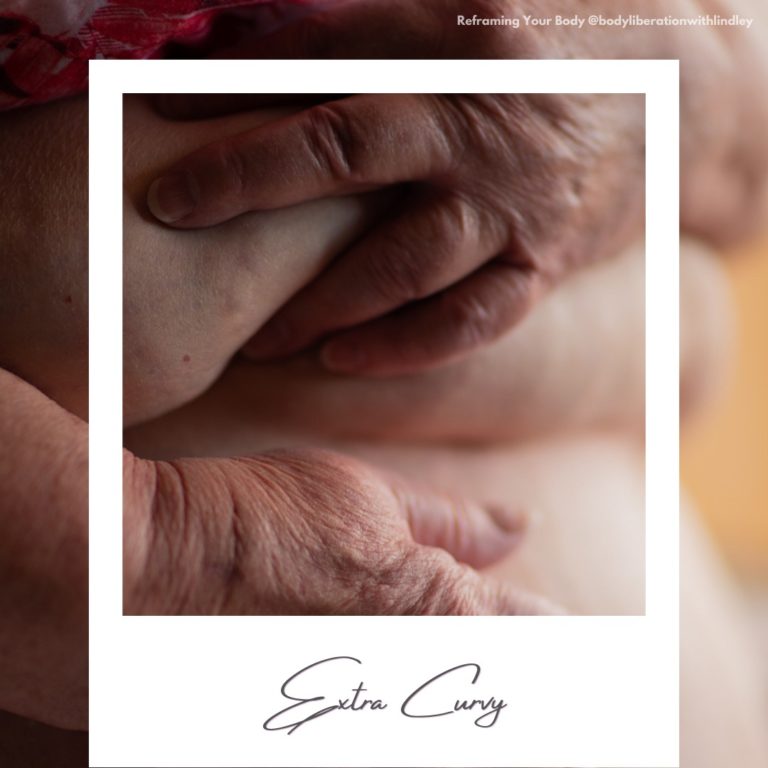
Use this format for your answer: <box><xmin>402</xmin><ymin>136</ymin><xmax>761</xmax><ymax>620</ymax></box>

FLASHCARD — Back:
<box><xmin>122</xmin><ymin>450</ymin><xmax>159</xmax><ymax>613</ymax></box>
<box><xmin>122</xmin><ymin>453</ymin><xmax>247</xmax><ymax>615</ymax></box>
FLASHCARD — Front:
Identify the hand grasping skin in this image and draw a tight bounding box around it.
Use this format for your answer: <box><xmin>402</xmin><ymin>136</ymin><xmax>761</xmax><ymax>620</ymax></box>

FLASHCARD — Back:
<box><xmin>124</xmin><ymin>448</ymin><xmax>559</xmax><ymax>616</ymax></box>
<box><xmin>149</xmin><ymin>0</ymin><xmax>768</xmax><ymax>376</ymax></box>
<box><xmin>147</xmin><ymin>91</ymin><xmax>646</xmax><ymax>375</ymax></box>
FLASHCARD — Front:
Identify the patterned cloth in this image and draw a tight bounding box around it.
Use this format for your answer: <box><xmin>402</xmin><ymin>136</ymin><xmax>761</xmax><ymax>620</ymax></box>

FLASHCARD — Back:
<box><xmin>0</xmin><ymin>0</ymin><xmax>315</xmax><ymax>110</ymax></box>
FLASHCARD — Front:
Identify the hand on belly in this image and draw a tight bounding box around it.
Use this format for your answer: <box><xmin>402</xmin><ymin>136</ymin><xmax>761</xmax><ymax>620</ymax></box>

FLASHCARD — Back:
<box><xmin>124</xmin><ymin>447</ymin><xmax>560</xmax><ymax>616</ymax></box>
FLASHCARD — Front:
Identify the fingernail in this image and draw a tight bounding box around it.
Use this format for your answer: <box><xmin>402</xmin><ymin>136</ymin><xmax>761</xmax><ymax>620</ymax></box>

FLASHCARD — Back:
<box><xmin>321</xmin><ymin>341</ymin><xmax>366</xmax><ymax>373</ymax></box>
<box><xmin>485</xmin><ymin>504</ymin><xmax>528</xmax><ymax>535</ymax></box>
<box><xmin>147</xmin><ymin>171</ymin><xmax>197</xmax><ymax>223</ymax></box>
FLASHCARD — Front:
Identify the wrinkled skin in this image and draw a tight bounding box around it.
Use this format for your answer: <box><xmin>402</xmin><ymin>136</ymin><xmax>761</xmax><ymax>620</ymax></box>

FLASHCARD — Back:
<box><xmin>150</xmin><ymin>0</ymin><xmax>768</xmax><ymax>375</ymax></box>
<box><xmin>118</xmin><ymin>97</ymin><xmax>558</xmax><ymax>621</ymax></box>
<box><xmin>0</xmin><ymin>99</ymin><xmax>88</xmax><ymax>418</ymax></box>
<box><xmin>0</xmin><ymin>370</ymin><xmax>87</xmax><ymax>731</ymax></box>
<box><xmin>124</xmin><ymin>449</ymin><xmax>558</xmax><ymax>616</ymax></box>
<box><xmin>149</xmin><ymin>91</ymin><xmax>646</xmax><ymax>375</ymax></box>
<box><xmin>123</xmin><ymin>97</ymin><xmax>390</xmax><ymax>424</ymax></box>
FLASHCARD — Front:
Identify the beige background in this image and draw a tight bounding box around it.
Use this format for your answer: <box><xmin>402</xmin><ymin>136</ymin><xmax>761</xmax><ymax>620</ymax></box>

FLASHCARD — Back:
<box><xmin>682</xmin><ymin>236</ymin><xmax>768</xmax><ymax>581</ymax></box>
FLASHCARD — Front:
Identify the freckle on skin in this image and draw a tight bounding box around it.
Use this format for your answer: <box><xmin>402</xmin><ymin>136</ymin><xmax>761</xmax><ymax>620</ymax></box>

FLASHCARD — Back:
<box><xmin>182</xmin><ymin>354</ymin><xmax>191</xmax><ymax>363</ymax></box>
<box><xmin>64</xmin><ymin>295</ymin><xmax>73</xmax><ymax>304</ymax></box>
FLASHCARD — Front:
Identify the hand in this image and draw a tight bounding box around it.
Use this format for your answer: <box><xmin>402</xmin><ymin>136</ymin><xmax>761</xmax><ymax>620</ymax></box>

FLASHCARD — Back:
<box><xmin>124</xmin><ymin>448</ymin><xmax>560</xmax><ymax>615</ymax></box>
<box><xmin>151</xmin><ymin>0</ymin><xmax>768</xmax><ymax>375</ymax></box>
<box><xmin>122</xmin><ymin>95</ymin><xmax>385</xmax><ymax>425</ymax></box>
<box><xmin>148</xmin><ymin>90</ymin><xmax>645</xmax><ymax>375</ymax></box>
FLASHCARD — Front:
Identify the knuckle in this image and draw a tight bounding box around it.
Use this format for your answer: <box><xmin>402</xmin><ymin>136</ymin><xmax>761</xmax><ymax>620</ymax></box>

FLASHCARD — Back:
<box><xmin>252</xmin><ymin>449</ymin><xmax>416</xmax><ymax>615</ymax></box>
<box><xmin>364</xmin><ymin>246</ymin><xmax>432</xmax><ymax>303</ymax></box>
<box><xmin>363</xmin><ymin>199</ymin><xmax>476</xmax><ymax>303</ymax></box>
<box><xmin>437</xmin><ymin>194</ymin><xmax>479</xmax><ymax>244</ymax></box>
<box><xmin>258</xmin><ymin>448</ymin><xmax>375</xmax><ymax>508</ymax></box>
<box><xmin>304</xmin><ymin>103</ymin><xmax>364</xmax><ymax>184</ymax></box>
<box><xmin>397</xmin><ymin>554</ymin><xmax>480</xmax><ymax>615</ymax></box>
<box><xmin>441</xmin><ymin>290</ymin><xmax>498</xmax><ymax>347</ymax></box>
<box><xmin>499</xmin><ymin>263</ymin><xmax>542</xmax><ymax>313</ymax></box>
<box><xmin>214</xmin><ymin>137</ymin><xmax>249</xmax><ymax>197</ymax></box>
<box><xmin>352</xmin><ymin>547</ymin><xmax>417</xmax><ymax>615</ymax></box>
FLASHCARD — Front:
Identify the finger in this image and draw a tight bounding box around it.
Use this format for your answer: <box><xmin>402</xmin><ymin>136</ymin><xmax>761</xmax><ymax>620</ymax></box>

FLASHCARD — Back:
<box><xmin>152</xmin><ymin>93</ymin><xmax>344</xmax><ymax>120</ymax></box>
<box><xmin>146</xmin><ymin>93</ymin><xmax>454</xmax><ymax>227</ymax></box>
<box><xmin>319</xmin><ymin>259</ymin><xmax>546</xmax><ymax>376</ymax></box>
<box><xmin>241</xmin><ymin>193</ymin><xmax>506</xmax><ymax>361</ymax></box>
<box><xmin>401</xmin><ymin>551</ymin><xmax>563</xmax><ymax>616</ymax></box>
<box><xmin>383</xmin><ymin>472</ymin><xmax>527</xmax><ymax>570</ymax></box>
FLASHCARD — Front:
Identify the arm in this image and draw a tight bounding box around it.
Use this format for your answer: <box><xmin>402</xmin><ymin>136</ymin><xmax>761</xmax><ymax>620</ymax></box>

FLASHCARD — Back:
<box><xmin>124</xmin><ymin>95</ymin><xmax>647</xmax><ymax>439</ymax></box>
<box><xmin>0</xmin><ymin>369</ymin><xmax>87</xmax><ymax>730</ymax></box>
<box><xmin>126</xmin><ymin>242</ymin><xmax>648</xmax><ymax>452</ymax></box>
<box><xmin>124</xmin><ymin>238</ymin><xmax>730</xmax><ymax>456</ymax></box>
<box><xmin>0</xmin><ymin>95</ymin><xmax>89</xmax><ymax>730</ymax></box>
<box><xmin>123</xmin><ymin>447</ymin><xmax>556</xmax><ymax>616</ymax></box>
<box><xmin>123</xmin><ymin>95</ymin><xmax>389</xmax><ymax>424</ymax></box>
<box><xmin>146</xmin><ymin>0</ymin><xmax>768</xmax><ymax>379</ymax></box>
<box><xmin>0</xmin><ymin>97</ymin><xmax>88</xmax><ymax>419</ymax></box>
<box><xmin>239</xmin><ymin>0</ymin><xmax>768</xmax><ymax>244</ymax></box>
<box><xmin>123</xmin><ymin>100</ymin><xmax>565</xmax><ymax>616</ymax></box>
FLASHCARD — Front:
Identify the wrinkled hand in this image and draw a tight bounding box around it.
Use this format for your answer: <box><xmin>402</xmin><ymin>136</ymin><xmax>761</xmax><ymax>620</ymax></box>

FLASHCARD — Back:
<box><xmin>148</xmin><ymin>90</ymin><xmax>645</xmax><ymax>375</ymax></box>
<box><xmin>124</xmin><ymin>448</ymin><xmax>559</xmax><ymax>615</ymax></box>
<box><xmin>150</xmin><ymin>0</ymin><xmax>768</xmax><ymax>375</ymax></box>
<box><xmin>123</xmin><ymin>94</ymin><xmax>387</xmax><ymax>425</ymax></box>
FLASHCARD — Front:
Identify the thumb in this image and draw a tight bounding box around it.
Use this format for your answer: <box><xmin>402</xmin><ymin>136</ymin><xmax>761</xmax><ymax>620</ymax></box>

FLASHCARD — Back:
<box><xmin>383</xmin><ymin>471</ymin><xmax>527</xmax><ymax>569</ymax></box>
<box><xmin>145</xmin><ymin>93</ymin><xmax>449</xmax><ymax>227</ymax></box>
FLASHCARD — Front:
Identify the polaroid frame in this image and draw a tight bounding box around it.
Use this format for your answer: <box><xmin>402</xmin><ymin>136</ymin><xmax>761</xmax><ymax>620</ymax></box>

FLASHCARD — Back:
<box><xmin>89</xmin><ymin>59</ymin><xmax>679</xmax><ymax>767</ymax></box>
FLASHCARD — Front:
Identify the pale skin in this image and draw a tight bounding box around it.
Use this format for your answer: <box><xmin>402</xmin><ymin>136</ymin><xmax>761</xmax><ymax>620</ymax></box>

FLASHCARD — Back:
<box><xmin>122</xmin><ymin>103</ymin><xmax>768</xmax><ymax>764</ymax></box>
<box><xmin>1</xmin><ymin>85</ymin><xmax>767</xmax><ymax>768</ymax></box>
<box><xmin>0</xmin><ymin>369</ymin><xmax>88</xmax><ymax>731</ymax></box>
<box><xmin>0</xmin><ymin>97</ymin><xmax>88</xmax><ymax>420</ymax></box>
<box><xmin>123</xmin><ymin>96</ymin><xmax>558</xmax><ymax>617</ymax></box>
<box><xmin>0</xmin><ymin>98</ymin><xmax>89</xmax><ymax>735</ymax></box>
<box><xmin>0</xmin><ymin>96</ymin><xmax>540</xmax><ymax>738</ymax></box>
<box><xmin>119</xmin><ymin>97</ymin><xmax>648</xmax><ymax>618</ymax></box>
<box><xmin>124</xmin><ymin>95</ymin><xmax>649</xmax><ymax>437</ymax></box>
<box><xmin>149</xmin><ymin>0</ymin><xmax>768</xmax><ymax>378</ymax></box>
<box><xmin>120</xmin><ymin>96</ymin><xmax>715</xmax><ymax>618</ymax></box>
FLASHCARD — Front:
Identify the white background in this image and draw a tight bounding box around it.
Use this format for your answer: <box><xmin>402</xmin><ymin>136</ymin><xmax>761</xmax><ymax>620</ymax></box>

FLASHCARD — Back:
<box><xmin>89</xmin><ymin>60</ymin><xmax>680</xmax><ymax>767</ymax></box>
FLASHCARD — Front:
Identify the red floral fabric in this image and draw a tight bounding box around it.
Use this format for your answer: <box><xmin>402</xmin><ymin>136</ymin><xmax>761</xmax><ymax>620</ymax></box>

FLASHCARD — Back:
<box><xmin>0</xmin><ymin>0</ymin><xmax>313</xmax><ymax>110</ymax></box>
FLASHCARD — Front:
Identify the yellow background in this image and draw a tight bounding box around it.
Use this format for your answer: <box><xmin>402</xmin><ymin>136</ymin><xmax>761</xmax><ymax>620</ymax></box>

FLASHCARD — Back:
<box><xmin>682</xmin><ymin>237</ymin><xmax>768</xmax><ymax>581</ymax></box>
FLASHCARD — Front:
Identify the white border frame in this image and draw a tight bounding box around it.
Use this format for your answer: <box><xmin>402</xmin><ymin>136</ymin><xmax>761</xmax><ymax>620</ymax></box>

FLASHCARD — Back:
<box><xmin>90</xmin><ymin>59</ymin><xmax>679</xmax><ymax>767</ymax></box>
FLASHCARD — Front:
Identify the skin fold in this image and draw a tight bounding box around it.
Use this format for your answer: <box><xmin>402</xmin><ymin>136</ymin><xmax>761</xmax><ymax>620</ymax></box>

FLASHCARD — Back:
<box><xmin>0</xmin><ymin>98</ymin><xmax>88</xmax><ymax>419</ymax></box>
<box><xmin>0</xmin><ymin>369</ymin><xmax>88</xmax><ymax>731</ymax></box>
<box><xmin>124</xmin><ymin>95</ymin><xmax>648</xmax><ymax>440</ymax></box>
<box><xmin>148</xmin><ymin>0</ymin><xmax>768</xmax><ymax>381</ymax></box>
<box><xmin>121</xmin><ymin>97</ymin><xmax>768</xmax><ymax>764</ymax></box>
<box><xmin>122</xmin><ymin>95</ymin><xmax>651</xmax><ymax>617</ymax></box>
<box><xmin>146</xmin><ymin>91</ymin><xmax>647</xmax><ymax>377</ymax></box>
<box><xmin>124</xmin><ymin>97</ymin><xmax>390</xmax><ymax>424</ymax></box>
<box><xmin>0</xmin><ymin>87</ymin><xmax>765</xmax><ymax>764</ymax></box>
<box><xmin>121</xmin><ymin>99</ymin><xmax>731</xmax><ymax>622</ymax></box>
<box><xmin>0</xmin><ymin>97</ymin><xmax>90</xmax><ymax>738</ymax></box>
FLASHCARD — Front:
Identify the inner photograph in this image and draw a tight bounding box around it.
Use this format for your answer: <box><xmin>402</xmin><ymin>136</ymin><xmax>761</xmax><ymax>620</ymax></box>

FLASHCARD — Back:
<box><xmin>121</xmin><ymin>91</ymin><xmax>653</xmax><ymax>616</ymax></box>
